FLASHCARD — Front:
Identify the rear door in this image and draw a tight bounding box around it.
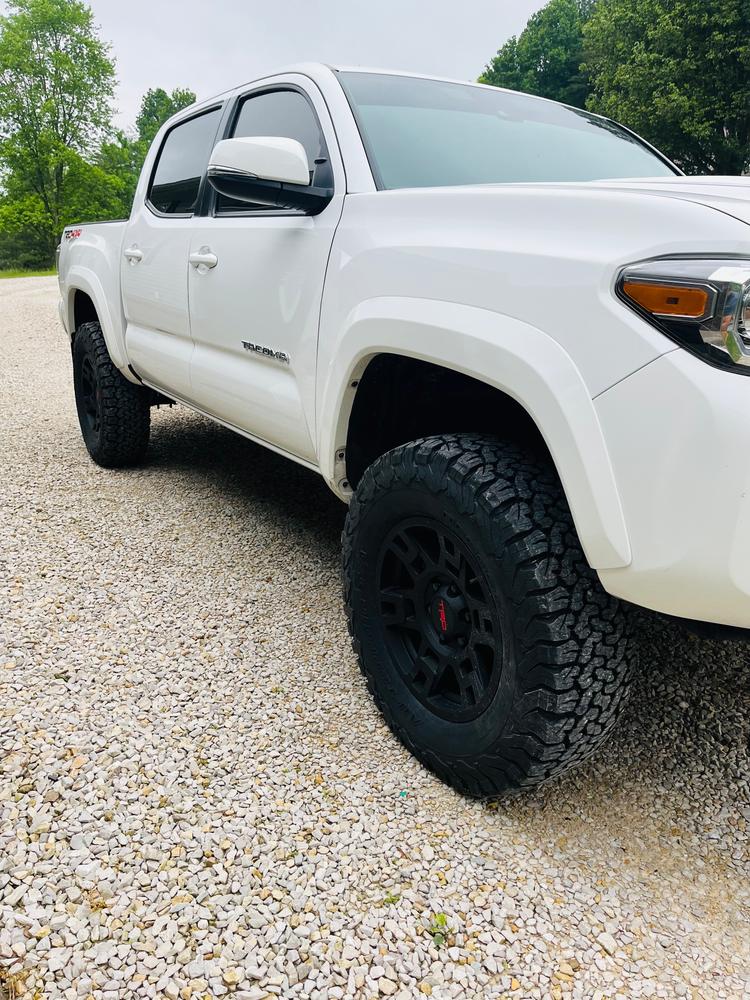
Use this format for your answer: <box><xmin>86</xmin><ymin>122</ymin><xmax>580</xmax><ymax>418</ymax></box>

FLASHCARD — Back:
<box><xmin>121</xmin><ymin>106</ymin><xmax>223</xmax><ymax>398</ymax></box>
<box><xmin>186</xmin><ymin>80</ymin><xmax>345</xmax><ymax>463</ymax></box>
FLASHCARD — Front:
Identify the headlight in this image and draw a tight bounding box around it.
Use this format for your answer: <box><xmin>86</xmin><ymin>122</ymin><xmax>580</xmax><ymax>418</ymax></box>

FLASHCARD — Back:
<box><xmin>618</xmin><ymin>258</ymin><xmax>750</xmax><ymax>373</ymax></box>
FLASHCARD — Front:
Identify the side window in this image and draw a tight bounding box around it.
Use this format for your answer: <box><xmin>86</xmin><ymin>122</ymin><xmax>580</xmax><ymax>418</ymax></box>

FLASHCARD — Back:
<box><xmin>148</xmin><ymin>107</ymin><xmax>222</xmax><ymax>215</ymax></box>
<box><xmin>216</xmin><ymin>89</ymin><xmax>331</xmax><ymax>214</ymax></box>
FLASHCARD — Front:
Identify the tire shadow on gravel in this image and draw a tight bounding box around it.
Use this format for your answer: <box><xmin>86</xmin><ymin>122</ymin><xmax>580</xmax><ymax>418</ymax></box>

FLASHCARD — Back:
<box><xmin>148</xmin><ymin>408</ymin><xmax>749</xmax><ymax>839</ymax></box>
<box><xmin>595</xmin><ymin>610</ymin><xmax>749</xmax><ymax>795</ymax></box>
<box><xmin>498</xmin><ymin>609</ymin><xmax>750</xmax><ymax>871</ymax></box>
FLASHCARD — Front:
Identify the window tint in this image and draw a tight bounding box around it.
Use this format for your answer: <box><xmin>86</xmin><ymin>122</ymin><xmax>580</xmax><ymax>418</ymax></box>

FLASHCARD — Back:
<box><xmin>149</xmin><ymin>108</ymin><xmax>222</xmax><ymax>214</ymax></box>
<box><xmin>340</xmin><ymin>72</ymin><xmax>676</xmax><ymax>189</ymax></box>
<box><xmin>216</xmin><ymin>89</ymin><xmax>330</xmax><ymax>213</ymax></box>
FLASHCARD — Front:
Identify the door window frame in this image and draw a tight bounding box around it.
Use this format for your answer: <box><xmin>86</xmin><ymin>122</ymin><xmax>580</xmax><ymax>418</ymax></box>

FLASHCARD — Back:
<box><xmin>145</xmin><ymin>104</ymin><xmax>225</xmax><ymax>220</ymax></box>
<box><xmin>198</xmin><ymin>83</ymin><xmax>335</xmax><ymax>220</ymax></box>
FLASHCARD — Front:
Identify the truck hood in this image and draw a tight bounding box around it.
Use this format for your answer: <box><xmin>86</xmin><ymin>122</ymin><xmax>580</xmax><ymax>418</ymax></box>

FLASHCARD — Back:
<box><xmin>543</xmin><ymin>176</ymin><xmax>750</xmax><ymax>227</ymax></box>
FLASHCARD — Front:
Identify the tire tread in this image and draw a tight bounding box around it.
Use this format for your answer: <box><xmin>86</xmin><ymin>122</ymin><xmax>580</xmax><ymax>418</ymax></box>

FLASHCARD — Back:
<box><xmin>342</xmin><ymin>433</ymin><xmax>635</xmax><ymax>797</ymax></box>
<box><xmin>73</xmin><ymin>321</ymin><xmax>150</xmax><ymax>468</ymax></box>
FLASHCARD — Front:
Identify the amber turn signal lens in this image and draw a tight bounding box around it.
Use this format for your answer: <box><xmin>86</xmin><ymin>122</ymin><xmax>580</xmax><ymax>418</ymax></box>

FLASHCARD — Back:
<box><xmin>622</xmin><ymin>280</ymin><xmax>710</xmax><ymax>319</ymax></box>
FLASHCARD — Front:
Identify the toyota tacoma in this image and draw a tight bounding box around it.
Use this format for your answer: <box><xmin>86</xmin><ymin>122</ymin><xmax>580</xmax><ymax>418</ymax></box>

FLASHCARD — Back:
<box><xmin>57</xmin><ymin>65</ymin><xmax>750</xmax><ymax>797</ymax></box>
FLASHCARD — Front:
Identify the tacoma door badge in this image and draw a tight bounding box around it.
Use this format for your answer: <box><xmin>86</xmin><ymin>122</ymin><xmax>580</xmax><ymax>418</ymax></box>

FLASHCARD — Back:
<box><xmin>242</xmin><ymin>341</ymin><xmax>290</xmax><ymax>364</ymax></box>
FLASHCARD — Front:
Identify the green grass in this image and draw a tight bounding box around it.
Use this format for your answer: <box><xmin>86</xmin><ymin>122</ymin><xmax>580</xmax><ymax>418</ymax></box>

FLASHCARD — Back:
<box><xmin>0</xmin><ymin>267</ymin><xmax>56</xmax><ymax>279</ymax></box>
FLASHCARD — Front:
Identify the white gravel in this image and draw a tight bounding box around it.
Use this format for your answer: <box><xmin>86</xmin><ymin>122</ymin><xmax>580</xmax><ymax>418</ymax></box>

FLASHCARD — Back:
<box><xmin>1</xmin><ymin>276</ymin><xmax>749</xmax><ymax>1000</ymax></box>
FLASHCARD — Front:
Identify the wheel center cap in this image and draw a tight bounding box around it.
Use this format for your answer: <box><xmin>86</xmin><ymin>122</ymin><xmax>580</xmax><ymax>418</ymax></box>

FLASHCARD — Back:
<box><xmin>429</xmin><ymin>586</ymin><xmax>467</xmax><ymax>641</ymax></box>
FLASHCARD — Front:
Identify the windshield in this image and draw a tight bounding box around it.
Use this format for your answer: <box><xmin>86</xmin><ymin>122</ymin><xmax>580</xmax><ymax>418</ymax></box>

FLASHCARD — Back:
<box><xmin>339</xmin><ymin>72</ymin><xmax>677</xmax><ymax>190</ymax></box>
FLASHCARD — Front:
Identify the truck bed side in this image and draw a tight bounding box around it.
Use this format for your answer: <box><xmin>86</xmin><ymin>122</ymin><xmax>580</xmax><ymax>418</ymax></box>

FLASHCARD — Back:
<box><xmin>57</xmin><ymin>220</ymin><xmax>136</xmax><ymax>381</ymax></box>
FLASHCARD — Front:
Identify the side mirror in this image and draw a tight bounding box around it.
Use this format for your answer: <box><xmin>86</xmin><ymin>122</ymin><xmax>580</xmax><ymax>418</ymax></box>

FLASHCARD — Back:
<box><xmin>207</xmin><ymin>136</ymin><xmax>333</xmax><ymax>215</ymax></box>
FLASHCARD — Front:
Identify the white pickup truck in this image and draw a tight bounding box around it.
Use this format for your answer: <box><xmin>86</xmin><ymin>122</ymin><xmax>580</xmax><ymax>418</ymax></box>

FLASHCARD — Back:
<box><xmin>58</xmin><ymin>64</ymin><xmax>750</xmax><ymax>797</ymax></box>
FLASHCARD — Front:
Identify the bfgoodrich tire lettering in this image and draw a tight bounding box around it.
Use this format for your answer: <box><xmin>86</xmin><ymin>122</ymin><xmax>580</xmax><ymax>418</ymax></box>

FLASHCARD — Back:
<box><xmin>72</xmin><ymin>321</ymin><xmax>150</xmax><ymax>468</ymax></box>
<box><xmin>342</xmin><ymin>434</ymin><xmax>635</xmax><ymax>798</ymax></box>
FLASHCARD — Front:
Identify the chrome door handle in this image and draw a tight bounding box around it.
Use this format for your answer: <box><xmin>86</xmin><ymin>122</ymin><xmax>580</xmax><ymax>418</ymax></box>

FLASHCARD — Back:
<box><xmin>188</xmin><ymin>247</ymin><xmax>218</xmax><ymax>270</ymax></box>
<box><xmin>124</xmin><ymin>245</ymin><xmax>143</xmax><ymax>263</ymax></box>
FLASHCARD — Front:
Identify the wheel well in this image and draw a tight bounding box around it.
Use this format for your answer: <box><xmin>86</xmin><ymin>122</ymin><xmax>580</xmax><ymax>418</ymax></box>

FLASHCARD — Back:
<box><xmin>345</xmin><ymin>354</ymin><xmax>551</xmax><ymax>487</ymax></box>
<box><xmin>72</xmin><ymin>290</ymin><xmax>99</xmax><ymax>333</ymax></box>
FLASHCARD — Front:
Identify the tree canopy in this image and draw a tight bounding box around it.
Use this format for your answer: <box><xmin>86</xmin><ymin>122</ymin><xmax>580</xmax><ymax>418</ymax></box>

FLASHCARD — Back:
<box><xmin>0</xmin><ymin>0</ymin><xmax>116</xmax><ymax>263</ymax></box>
<box><xmin>479</xmin><ymin>0</ymin><xmax>594</xmax><ymax>108</ymax></box>
<box><xmin>584</xmin><ymin>0</ymin><xmax>750</xmax><ymax>174</ymax></box>
<box><xmin>136</xmin><ymin>87</ymin><xmax>196</xmax><ymax>145</ymax></box>
<box><xmin>480</xmin><ymin>0</ymin><xmax>750</xmax><ymax>175</ymax></box>
<box><xmin>0</xmin><ymin>0</ymin><xmax>196</xmax><ymax>268</ymax></box>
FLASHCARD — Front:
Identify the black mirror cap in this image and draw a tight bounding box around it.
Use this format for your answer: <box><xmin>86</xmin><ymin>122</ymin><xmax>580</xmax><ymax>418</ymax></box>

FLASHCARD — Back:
<box><xmin>207</xmin><ymin>169</ymin><xmax>333</xmax><ymax>215</ymax></box>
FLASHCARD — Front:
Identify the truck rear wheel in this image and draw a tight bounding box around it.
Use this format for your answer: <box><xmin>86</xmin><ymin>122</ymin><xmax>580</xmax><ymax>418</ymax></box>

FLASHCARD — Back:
<box><xmin>342</xmin><ymin>434</ymin><xmax>635</xmax><ymax>797</ymax></box>
<box><xmin>72</xmin><ymin>321</ymin><xmax>150</xmax><ymax>468</ymax></box>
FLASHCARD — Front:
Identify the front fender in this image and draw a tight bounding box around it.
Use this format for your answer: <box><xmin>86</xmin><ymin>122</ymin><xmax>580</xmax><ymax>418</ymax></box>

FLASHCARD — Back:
<box><xmin>317</xmin><ymin>297</ymin><xmax>631</xmax><ymax>570</ymax></box>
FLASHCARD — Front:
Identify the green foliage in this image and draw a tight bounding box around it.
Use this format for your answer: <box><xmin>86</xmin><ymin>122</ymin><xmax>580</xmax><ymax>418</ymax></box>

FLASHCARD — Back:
<box><xmin>0</xmin><ymin>0</ymin><xmax>116</xmax><ymax>265</ymax></box>
<box><xmin>0</xmin><ymin>0</ymin><xmax>196</xmax><ymax>267</ymax></box>
<box><xmin>0</xmin><ymin>0</ymin><xmax>115</xmax><ymax>225</ymax></box>
<box><xmin>0</xmin><ymin>0</ymin><xmax>115</xmax><ymax>154</ymax></box>
<box><xmin>0</xmin><ymin>267</ymin><xmax>56</xmax><ymax>277</ymax></box>
<box><xmin>479</xmin><ymin>0</ymin><xmax>594</xmax><ymax>108</ymax></box>
<box><xmin>583</xmin><ymin>0</ymin><xmax>750</xmax><ymax>173</ymax></box>
<box><xmin>136</xmin><ymin>87</ymin><xmax>196</xmax><ymax>145</ymax></box>
<box><xmin>0</xmin><ymin>188</ymin><xmax>54</xmax><ymax>269</ymax></box>
<box><xmin>97</xmin><ymin>131</ymin><xmax>144</xmax><ymax>214</ymax></box>
<box><xmin>0</xmin><ymin>142</ymin><xmax>127</xmax><ymax>267</ymax></box>
<box><xmin>97</xmin><ymin>87</ymin><xmax>196</xmax><ymax>215</ymax></box>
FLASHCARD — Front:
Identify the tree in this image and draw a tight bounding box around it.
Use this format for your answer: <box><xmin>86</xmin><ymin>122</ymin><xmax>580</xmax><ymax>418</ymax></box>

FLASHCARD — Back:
<box><xmin>136</xmin><ymin>87</ymin><xmax>196</xmax><ymax>145</ymax></box>
<box><xmin>0</xmin><ymin>147</ymin><xmax>127</xmax><ymax>268</ymax></box>
<box><xmin>584</xmin><ymin>0</ymin><xmax>750</xmax><ymax>174</ymax></box>
<box><xmin>97</xmin><ymin>87</ymin><xmax>196</xmax><ymax>216</ymax></box>
<box><xmin>0</xmin><ymin>0</ymin><xmax>196</xmax><ymax>266</ymax></box>
<box><xmin>97</xmin><ymin>130</ymin><xmax>144</xmax><ymax>214</ymax></box>
<box><xmin>0</xmin><ymin>0</ymin><xmax>116</xmax><ymax>256</ymax></box>
<box><xmin>480</xmin><ymin>0</ymin><xmax>595</xmax><ymax>108</ymax></box>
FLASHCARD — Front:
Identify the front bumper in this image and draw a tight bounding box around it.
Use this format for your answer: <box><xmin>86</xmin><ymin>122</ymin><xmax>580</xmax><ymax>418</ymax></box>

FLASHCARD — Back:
<box><xmin>595</xmin><ymin>347</ymin><xmax>750</xmax><ymax>628</ymax></box>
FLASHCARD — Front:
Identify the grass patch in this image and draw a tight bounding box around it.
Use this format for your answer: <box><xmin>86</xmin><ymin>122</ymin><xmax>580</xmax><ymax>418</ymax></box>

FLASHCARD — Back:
<box><xmin>0</xmin><ymin>268</ymin><xmax>56</xmax><ymax>279</ymax></box>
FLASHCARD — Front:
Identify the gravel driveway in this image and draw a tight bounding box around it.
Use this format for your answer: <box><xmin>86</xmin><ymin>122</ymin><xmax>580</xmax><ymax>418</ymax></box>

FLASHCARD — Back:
<box><xmin>1</xmin><ymin>276</ymin><xmax>749</xmax><ymax>1000</ymax></box>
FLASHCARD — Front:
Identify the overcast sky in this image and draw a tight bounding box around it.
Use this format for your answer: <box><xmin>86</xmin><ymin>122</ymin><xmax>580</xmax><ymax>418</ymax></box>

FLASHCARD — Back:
<box><xmin>7</xmin><ymin>0</ymin><xmax>547</xmax><ymax>131</ymax></box>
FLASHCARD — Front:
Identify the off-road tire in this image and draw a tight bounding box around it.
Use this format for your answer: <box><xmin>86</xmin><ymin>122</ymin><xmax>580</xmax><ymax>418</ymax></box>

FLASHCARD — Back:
<box><xmin>342</xmin><ymin>434</ymin><xmax>635</xmax><ymax>798</ymax></box>
<box><xmin>72</xmin><ymin>321</ymin><xmax>150</xmax><ymax>468</ymax></box>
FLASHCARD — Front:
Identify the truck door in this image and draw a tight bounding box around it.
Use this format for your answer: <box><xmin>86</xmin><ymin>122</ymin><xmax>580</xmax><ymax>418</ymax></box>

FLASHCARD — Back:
<box><xmin>186</xmin><ymin>82</ymin><xmax>344</xmax><ymax>463</ymax></box>
<box><xmin>121</xmin><ymin>106</ymin><xmax>223</xmax><ymax>399</ymax></box>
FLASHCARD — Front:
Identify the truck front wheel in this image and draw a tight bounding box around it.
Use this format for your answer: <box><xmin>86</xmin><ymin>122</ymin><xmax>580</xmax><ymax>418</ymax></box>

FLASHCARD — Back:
<box><xmin>342</xmin><ymin>434</ymin><xmax>635</xmax><ymax>797</ymax></box>
<box><xmin>72</xmin><ymin>321</ymin><xmax>150</xmax><ymax>468</ymax></box>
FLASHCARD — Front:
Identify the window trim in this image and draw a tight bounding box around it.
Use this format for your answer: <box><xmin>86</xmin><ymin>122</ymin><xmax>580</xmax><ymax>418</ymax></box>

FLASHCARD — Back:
<box><xmin>146</xmin><ymin>104</ymin><xmax>225</xmax><ymax>219</ymax></box>
<box><xmin>335</xmin><ymin>71</ymin><xmax>386</xmax><ymax>191</ymax></box>
<box><xmin>200</xmin><ymin>83</ymin><xmax>334</xmax><ymax>220</ymax></box>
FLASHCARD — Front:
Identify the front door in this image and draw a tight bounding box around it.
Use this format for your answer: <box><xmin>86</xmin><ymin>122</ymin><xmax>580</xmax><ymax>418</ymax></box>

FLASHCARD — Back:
<box><xmin>186</xmin><ymin>84</ymin><xmax>344</xmax><ymax>464</ymax></box>
<box><xmin>121</xmin><ymin>106</ymin><xmax>223</xmax><ymax>399</ymax></box>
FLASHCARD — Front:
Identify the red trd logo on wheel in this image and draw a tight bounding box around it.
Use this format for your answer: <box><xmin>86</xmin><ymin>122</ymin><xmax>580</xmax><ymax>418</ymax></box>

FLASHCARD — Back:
<box><xmin>437</xmin><ymin>598</ymin><xmax>448</xmax><ymax>632</ymax></box>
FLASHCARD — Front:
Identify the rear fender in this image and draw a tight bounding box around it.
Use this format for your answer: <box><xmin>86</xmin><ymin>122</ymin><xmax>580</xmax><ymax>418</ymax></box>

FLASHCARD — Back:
<box><xmin>64</xmin><ymin>266</ymin><xmax>137</xmax><ymax>383</ymax></box>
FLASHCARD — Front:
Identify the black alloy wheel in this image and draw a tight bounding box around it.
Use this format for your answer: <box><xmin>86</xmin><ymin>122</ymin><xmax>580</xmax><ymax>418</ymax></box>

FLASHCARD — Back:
<box><xmin>378</xmin><ymin>518</ymin><xmax>504</xmax><ymax>723</ymax></box>
<box><xmin>78</xmin><ymin>354</ymin><xmax>101</xmax><ymax>439</ymax></box>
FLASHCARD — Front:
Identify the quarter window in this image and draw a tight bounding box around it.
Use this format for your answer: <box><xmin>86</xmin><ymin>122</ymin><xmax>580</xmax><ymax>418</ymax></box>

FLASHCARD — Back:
<box><xmin>216</xmin><ymin>89</ymin><xmax>331</xmax><ymax>213</ymax></box>
<box><xmin>149</xmin><ymin>108</ymin><xmax>222</xmax><ymax>215</ymax></box>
